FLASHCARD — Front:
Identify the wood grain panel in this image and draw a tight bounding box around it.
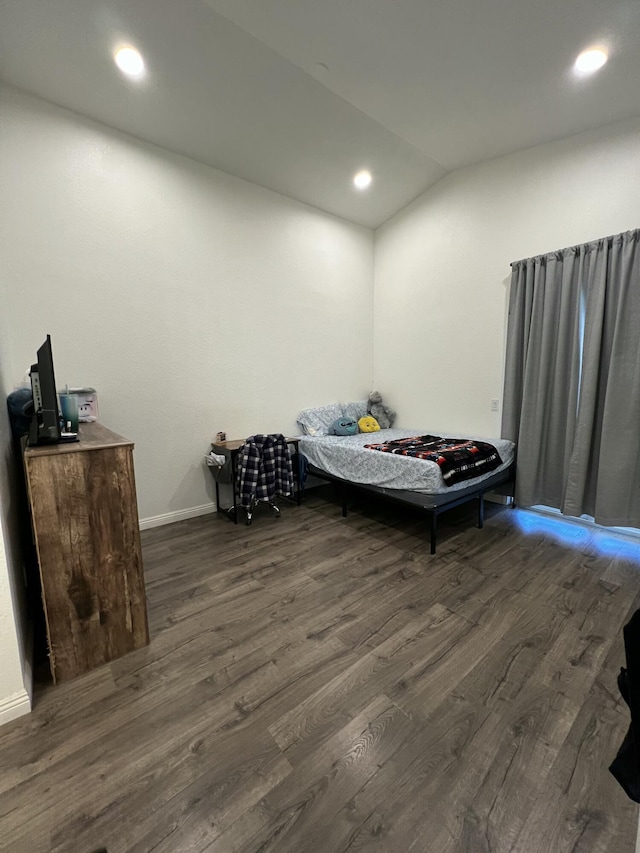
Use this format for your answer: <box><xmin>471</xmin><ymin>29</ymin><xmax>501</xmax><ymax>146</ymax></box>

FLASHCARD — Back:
<box><xmin>25</xmin><ymin>428</ymin><xmax>148</xmax><ymax>682</ymax></box>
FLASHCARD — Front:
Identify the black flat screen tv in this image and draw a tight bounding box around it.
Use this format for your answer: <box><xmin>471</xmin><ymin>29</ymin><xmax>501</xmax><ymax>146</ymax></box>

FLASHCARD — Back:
<box><xmin>28</xmin><ymin>335</ymin><xmax>61</xmax><ymax>446</ymax></box>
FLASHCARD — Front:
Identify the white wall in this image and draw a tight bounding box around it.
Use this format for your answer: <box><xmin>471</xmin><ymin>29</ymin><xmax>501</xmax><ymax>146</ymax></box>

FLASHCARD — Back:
<box><xmin>374</xmin><ymin>118</ymin><xmax>640</xmax><ymax>436</ymax></box>
<box><xmin>0</xmin><ymin>518</ymin><xmax>28</xmax><ymax>725</ymax></box>
<box><xmin>0</xmin><ymin>86</ymin><xmax>374</xmax><ymax>524</ymax></box>
<box><xmin>0</xmin><ymin>314</ymin><xmax>31</xmax><ymax>724</ymax></box>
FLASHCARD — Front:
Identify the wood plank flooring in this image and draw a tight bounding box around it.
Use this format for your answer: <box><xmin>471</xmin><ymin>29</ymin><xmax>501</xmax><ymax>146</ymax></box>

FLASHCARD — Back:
<box><xmin>1</xmin><ymin>487</ymin><xmax>639</xmax><ymax>852</ymax></box>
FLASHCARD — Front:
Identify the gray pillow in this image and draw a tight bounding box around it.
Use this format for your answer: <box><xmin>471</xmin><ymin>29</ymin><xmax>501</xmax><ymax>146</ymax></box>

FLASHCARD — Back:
<box><xmin>297</xmin><ymin>403</ymin><xmax>344</xmax><ymax>436</ymax></box>
<box><xmin>343</xmin><ymin>400</ymin><xmax>368</xmax><ymax>422</ymax></box>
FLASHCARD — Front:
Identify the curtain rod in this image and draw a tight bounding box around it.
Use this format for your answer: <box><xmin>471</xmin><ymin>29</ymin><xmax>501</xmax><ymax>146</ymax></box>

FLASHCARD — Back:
<box><xmin>510</xmin><ymin>227</ymin><xmax>639</xmax><ymax>267</ymax></box>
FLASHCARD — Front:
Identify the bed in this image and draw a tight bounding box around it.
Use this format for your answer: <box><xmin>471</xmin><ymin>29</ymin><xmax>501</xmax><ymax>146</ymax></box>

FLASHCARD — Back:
<box><xmin>297</xmin><ymin>404</ymin><xmax>515</xmax><ymax>554</ymax></box>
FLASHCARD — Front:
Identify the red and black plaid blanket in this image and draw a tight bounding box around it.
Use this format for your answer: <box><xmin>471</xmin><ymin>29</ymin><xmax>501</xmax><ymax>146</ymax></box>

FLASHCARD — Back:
<box><xmin>364</xmin><ymin>435</ymin><xmax>502</xmax><ymax>486</ymax></box>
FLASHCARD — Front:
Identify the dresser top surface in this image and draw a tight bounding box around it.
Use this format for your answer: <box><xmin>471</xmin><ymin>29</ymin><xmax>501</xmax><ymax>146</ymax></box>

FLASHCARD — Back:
<box><xmin>24</xmin><ymin>422</ymin><xmax>133</xmax><ymax>457</ymax></box>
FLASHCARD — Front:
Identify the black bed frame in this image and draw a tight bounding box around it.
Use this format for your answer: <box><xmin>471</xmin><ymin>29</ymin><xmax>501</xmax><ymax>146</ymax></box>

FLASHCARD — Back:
<box><xmin>307</xmin><ymin>463</ymin><xmax>515</xmax><ymax>555</ymax></box>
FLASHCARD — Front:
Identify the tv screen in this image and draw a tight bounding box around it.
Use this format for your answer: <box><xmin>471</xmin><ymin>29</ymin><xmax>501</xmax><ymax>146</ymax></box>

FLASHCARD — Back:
<box><xmin>28</xmin><ymin>335</ymin><xmax>61</xmax><ymax>445</ymax></box>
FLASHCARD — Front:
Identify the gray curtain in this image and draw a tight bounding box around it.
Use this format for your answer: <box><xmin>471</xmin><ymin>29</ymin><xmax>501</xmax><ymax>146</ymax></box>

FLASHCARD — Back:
<box><xmin>502</xmin><ymin>229</ymin><xmax>640</xmax><ymax>527</ymax></box>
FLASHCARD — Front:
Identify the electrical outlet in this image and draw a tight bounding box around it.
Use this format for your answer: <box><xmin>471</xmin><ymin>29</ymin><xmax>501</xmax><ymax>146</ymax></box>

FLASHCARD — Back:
<box><xmin>491</xmin><ymin>398</ymin><xmax>499</xmax><ymax>412</ymax></box>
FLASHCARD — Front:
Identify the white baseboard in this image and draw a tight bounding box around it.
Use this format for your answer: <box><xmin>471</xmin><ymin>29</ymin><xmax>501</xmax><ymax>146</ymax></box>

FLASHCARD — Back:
<box><xmin>0</xmin><ymin>690</ymin><xmax>31</xmax><ymax>727</ymax></box>
<box><xmin>139</xmin><ymin>503</ymin><xmax>216</xmax><ymax>531</ymax></box>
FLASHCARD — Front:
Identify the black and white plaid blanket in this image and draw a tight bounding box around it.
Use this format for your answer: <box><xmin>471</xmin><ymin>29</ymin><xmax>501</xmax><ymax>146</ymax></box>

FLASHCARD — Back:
<box><xmin>364</xmin><ymin>434</ymin><xmax>502</xmax><ymax>486</ymax></box>
<box><xmin>236</xmin><ymin>434</ymin><xmax>293</xmax><ymax>509</ymax></box>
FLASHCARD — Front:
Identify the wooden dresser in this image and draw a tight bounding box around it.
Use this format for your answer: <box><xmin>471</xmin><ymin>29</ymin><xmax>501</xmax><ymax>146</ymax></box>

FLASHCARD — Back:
<box><xmin>24</xmin><ymin>423</ymin><xmax>149</xmax><ymax>683</ymax></box>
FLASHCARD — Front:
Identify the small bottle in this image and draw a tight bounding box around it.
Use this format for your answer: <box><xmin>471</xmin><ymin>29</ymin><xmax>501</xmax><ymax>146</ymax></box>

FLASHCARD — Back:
<box><xmin>216</xmin><ymin>431</ymin><xmax>226</xmax><ymax>443</ymax></box>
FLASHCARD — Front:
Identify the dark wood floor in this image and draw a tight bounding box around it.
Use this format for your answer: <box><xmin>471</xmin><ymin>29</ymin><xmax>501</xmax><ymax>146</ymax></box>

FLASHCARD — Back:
<box><xmin>1</xmin><ymin>487</ymin><xmax>639</xmax><ymax>852</ymax></box>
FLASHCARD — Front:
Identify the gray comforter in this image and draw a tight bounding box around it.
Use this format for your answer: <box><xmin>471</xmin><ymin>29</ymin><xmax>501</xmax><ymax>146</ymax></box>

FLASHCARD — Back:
<box><xmin>299</xmin><ymin>429</ymin><xmax>515</xmax><ymax>494</ymax></box>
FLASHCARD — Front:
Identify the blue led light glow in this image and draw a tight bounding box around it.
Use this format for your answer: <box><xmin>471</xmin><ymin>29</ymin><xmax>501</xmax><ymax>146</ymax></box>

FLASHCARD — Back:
<box><xmin>513</xmin><ymin>508</ymin><xmax>640</xmax><ymax>563</ymax></box>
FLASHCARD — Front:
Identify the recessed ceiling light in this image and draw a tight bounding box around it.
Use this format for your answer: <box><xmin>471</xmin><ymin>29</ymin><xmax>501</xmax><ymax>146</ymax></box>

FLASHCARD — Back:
<box><xmin>574</xmin><ymin>48</ymin><xmax>608</xmax><ymax>74</ymax></box>
<box><xmin>353</xmin><ymin>170</ymin><xmax>372</xmax><ymax>190</ymax></box>
<box><xmin>114</xmin><ymin>45</ymin><xmax>145</xmax><ymax>78</ymax></box>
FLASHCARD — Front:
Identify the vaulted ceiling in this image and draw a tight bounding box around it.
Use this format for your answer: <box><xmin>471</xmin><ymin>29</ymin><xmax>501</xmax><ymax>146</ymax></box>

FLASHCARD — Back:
<box><xmin>2</xmin><ymin>0</ymin><xmax>639</xmax><ymax>228</ymax></box>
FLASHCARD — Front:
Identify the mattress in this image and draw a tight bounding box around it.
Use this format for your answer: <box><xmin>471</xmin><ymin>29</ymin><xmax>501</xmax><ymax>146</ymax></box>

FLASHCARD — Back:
<box><xmin>299</xmin><ymin>429</ymin><xmax>515</xmax><ymax>495</ymax></box>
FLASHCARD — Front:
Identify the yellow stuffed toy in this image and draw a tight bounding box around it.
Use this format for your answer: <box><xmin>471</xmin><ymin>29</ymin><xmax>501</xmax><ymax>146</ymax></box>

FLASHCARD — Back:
<box><xmin>358</xmin><ymin>415</ymin><xmax>380</xmax><ymax>433</ymax></box>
